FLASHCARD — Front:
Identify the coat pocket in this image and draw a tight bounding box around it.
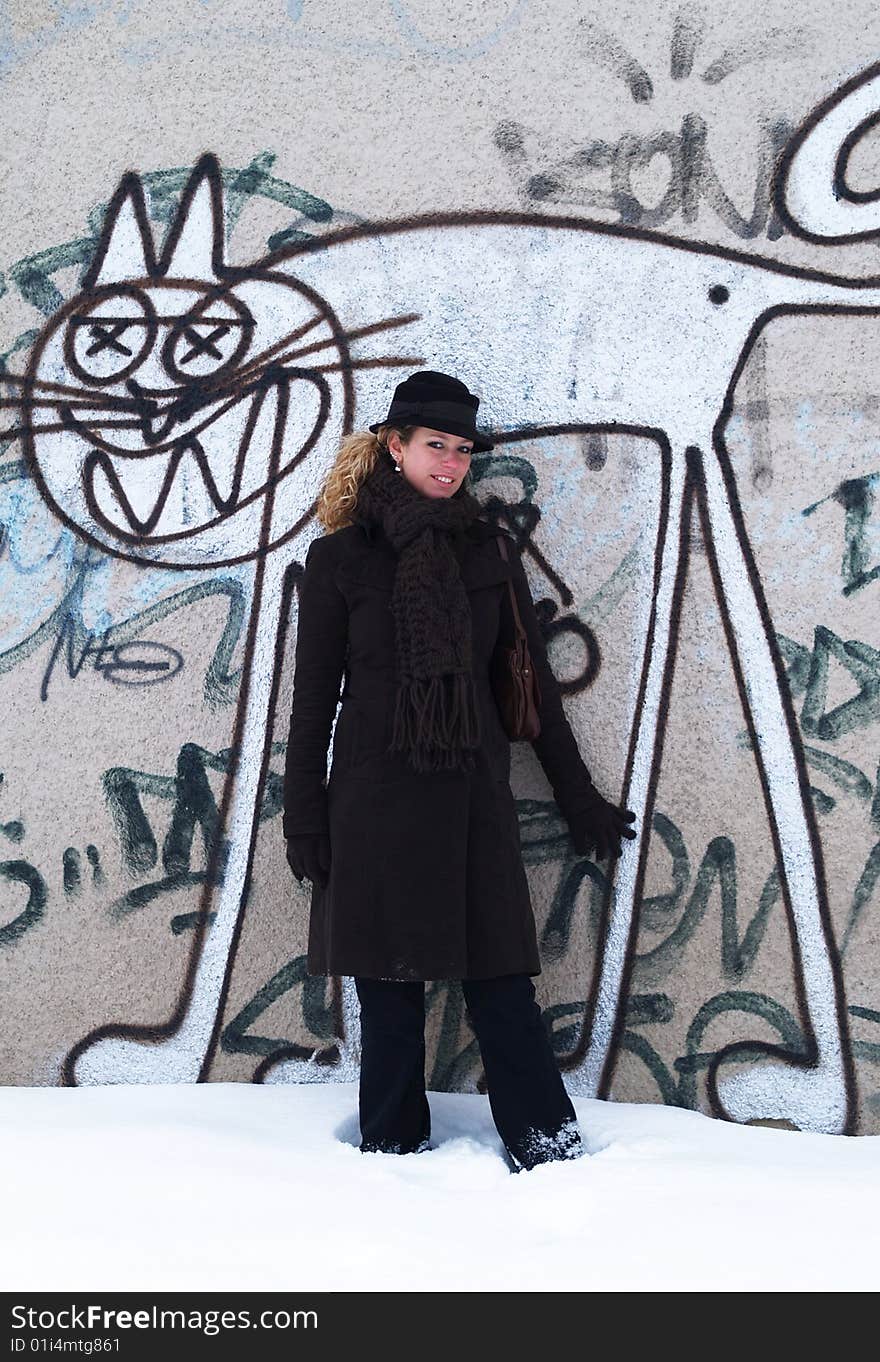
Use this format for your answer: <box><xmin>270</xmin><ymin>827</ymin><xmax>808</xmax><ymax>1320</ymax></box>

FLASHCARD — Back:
<box><xmin>331</xmin><ymin>696</ymin><xmax>395</xmax><ymax>777</ymax></box>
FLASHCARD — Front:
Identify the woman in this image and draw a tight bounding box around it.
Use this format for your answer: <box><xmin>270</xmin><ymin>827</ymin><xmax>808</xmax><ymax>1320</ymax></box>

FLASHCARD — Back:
<box><xmin>282</xmin><ymin>370</ymin><xmax>637</xmax><ymax>1172</ymax></box>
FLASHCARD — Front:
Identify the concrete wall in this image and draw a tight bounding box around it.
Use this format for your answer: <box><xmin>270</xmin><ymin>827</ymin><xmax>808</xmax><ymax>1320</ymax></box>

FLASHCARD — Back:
<box><xmin>2</xmin><ymin>1</ymin><xmax>880</xmax><ymax>1134</ymax></box>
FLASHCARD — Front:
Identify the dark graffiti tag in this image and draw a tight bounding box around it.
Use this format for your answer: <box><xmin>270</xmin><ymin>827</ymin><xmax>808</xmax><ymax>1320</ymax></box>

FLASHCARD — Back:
<box><xmin>495</xmin><ymin>112</ymin><xmax>795</xmax><ymax>240</ymax></box>
<box><xmin>41</xmin><ymin>615</ymin><xmax>183</xmax><ymax>699</ymax></box>
<box><xmin>803</xmin><ymin>472</ymin><xmax>880</xmax><ymax>598</ymax></box>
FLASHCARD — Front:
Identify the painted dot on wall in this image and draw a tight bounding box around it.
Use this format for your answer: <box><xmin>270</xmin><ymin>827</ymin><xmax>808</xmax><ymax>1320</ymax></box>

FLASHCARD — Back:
<box><xmin>709</xmin><ymin>285</ymin><xmax>730</xmax><ymax>304</ymax></box>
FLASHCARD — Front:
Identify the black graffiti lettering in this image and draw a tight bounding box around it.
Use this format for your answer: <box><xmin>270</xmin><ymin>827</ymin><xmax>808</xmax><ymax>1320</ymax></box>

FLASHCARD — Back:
<box><xmin>101</xmin><ymin>743</ymin><xmax>228</xmax><ymax>899</ymax></box>
<box><xmin>221</xmin><ymin>956</ymin><xmax>332</xmax><ymax>1057</ymax></box>
<box><xmin>171</xmin><ymin>909</ymin><xmax>217</xmax><ymax>934</ymax></box>
<box><xmin>61</xmin><ymin>844</ymin><xmax>102</xmax><ymax>895</ymax></box>
<box><xmin>496</xmin><ymin>111</ymin><xmax>793</xmax><ymax>240</ymax></box>
<box><xmin>161</xmin><ymin>743</ymin><xmax>225</xmax><ymax>882</ymax></box>
<box><xmin>0</xmin><ymin>859</ymin><xmax>46</xmax><ymax>946</ymax></box>
<box><xmin>41</xmin><ymin>615</ymin><xmax>183</xmax><ymax>699</ymax></box>
<box><xmin>800</xmin><ymin>625</ymin><xmax>880</xmax><ymax>741</ymax></box>
<box><xmin>838</xmin><ymin>476</ymin><xmax>880</xmax><ymax>597</ymax></box>
<box><xmin>92</xmin><ymin>638</ymin><xmax>183</xmax><ymax>686</ymax></box>
<box><xmin>102</xmin><ymin>766</ymin><xmax>158</xmax><ymax>877</ymax></box>
<box><xmin>618</xmin><ymin>991</ymin><xmax>806</xmax><ymax>1111</ymax></box>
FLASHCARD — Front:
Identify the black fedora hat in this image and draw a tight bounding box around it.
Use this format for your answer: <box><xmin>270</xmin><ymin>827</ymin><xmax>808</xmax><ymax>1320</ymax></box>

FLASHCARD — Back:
<box><xmin>368</xmin><ymin>370</ymin><xmax>494</xmax><ymax>453</ymax></box>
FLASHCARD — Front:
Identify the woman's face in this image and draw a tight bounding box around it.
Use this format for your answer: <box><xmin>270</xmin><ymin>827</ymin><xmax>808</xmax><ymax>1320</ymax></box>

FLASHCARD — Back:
<box><xmin>387</xmin><ymin>426</ymin><xmax>473</xmax><ymax>498</ymax></box>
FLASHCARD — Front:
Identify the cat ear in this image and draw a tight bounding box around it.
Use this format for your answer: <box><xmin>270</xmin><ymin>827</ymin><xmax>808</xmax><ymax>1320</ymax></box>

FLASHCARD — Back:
<box><xmin>160</xmin><ymin>154</ymin><xmax>225</xmax><ymax>281</ymax></box>
<box><xmin>87</xmin><ymin>173</ymin><xmax>154</xmax><ymax>287</ymax></box>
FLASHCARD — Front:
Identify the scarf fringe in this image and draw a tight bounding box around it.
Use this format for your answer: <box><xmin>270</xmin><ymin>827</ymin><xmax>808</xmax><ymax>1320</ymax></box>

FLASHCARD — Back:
<box><xmin>390</xmin><ymin>673</ymin><xmax>482</xmax><ymax>772</ymax></box>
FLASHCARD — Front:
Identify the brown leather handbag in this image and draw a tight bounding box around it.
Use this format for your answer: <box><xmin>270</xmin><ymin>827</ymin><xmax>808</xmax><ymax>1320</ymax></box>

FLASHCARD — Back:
<box><xmin>489</xmin><ymin>535</ymin><xmax>542</xmax><ymax>741</ymax></box>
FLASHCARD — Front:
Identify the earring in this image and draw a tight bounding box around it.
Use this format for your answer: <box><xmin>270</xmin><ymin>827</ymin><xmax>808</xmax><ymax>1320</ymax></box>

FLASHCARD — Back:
<box><xmin>393</xmin><ymin>460</ymin><xmax>402</xmax><ymax>474</ymax></box>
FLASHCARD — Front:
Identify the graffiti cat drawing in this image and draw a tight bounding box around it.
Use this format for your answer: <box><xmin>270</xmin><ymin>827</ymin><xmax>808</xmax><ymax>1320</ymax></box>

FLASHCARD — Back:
<box><xmin>16</xmin><ymin>61</ymin><xmax>880</xmax><ymax>1132</ymax></box>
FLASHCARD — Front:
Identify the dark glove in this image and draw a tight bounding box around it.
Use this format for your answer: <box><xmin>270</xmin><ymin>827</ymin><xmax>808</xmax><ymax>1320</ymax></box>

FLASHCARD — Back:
<box><xmin>563</xmin><ymin>786</ymin><xmax>637</xmax><ymax>861</ymax></box>
<box><xmin>285</xmin><ymin>833</ymin><xmax>331</xmax><ymax>888</ymax></box>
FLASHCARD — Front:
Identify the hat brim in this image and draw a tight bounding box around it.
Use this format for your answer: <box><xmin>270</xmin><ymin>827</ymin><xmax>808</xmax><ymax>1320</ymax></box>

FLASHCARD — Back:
<box><xmin>368</xmin><ymin>417</ymin><xmax>493</xmax><ymax>453</ymax></box>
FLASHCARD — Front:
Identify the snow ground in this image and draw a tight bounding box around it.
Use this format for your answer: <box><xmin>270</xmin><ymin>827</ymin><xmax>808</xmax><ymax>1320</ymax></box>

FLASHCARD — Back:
<box><xmin>2</xmin><ymin>1083</ymin><xmax>878</xmax><ymax>1291</ymax></box>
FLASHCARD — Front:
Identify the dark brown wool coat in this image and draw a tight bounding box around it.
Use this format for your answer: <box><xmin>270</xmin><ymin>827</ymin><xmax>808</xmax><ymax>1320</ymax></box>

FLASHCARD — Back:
<box><xmin>282</xmin><ymin>515</ymin><xmax>596</xmax><ymax>981</ymax></box>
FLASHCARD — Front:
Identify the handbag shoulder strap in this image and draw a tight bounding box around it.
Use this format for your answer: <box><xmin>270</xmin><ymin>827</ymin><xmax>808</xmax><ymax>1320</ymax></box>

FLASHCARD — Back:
<box><xmin>495</xmin><ymin>534</ymin><xmax>527</xmax><ymax>640</ymax></box>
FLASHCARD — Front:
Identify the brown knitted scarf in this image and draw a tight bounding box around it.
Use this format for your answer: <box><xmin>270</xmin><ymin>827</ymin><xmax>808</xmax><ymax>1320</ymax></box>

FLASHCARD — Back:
<box><xmin>352</xmin><ymin>446</ymin><xmax>484</xmax><ymax>773</ymax></box>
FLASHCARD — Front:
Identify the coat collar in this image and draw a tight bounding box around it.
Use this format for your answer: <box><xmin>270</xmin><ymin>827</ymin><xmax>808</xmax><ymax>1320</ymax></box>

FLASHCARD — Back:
<box><xmin>340</xmin><ymin>515</ymin><xmax>512</xmax><ymax>590</ymax></box>
<box><xmin>356</xmin><ymin>514</ymin><xmax>501</xmax><ymax>548</ymax></box>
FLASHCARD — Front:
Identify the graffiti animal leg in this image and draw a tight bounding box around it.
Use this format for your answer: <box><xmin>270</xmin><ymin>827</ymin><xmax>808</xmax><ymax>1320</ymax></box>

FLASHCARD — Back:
<box><xmin>67</xmin><ymin>375</ymin><xmax>324</xmax><ymax>1083</ymax></box>
<box><xmin>564</xmin><ymin>439</ymin><xmax>686</xmax><ymax>1099</ymax></box>
<box><xmin>698</xmin><ymin>435</ymin><xmax>853</xmax><ymax>1133</ymax></box>
<box><xmin>70</xmin><ymin>543</ymin><xmax>290</xmax><ymax>1083</ymax></box>
<box><xmin>564</xmin><ymin>427</ymin><xmax>854</xmax><ymax>1133</ymax></box>
<box><xmin>43</xmin><ymin>162</ymin><xmax>353</xmax><ymax>1085</ymax></box>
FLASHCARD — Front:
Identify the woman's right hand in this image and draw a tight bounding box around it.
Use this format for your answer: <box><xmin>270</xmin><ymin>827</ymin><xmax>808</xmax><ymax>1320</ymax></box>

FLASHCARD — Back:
<box><xmin>285</xmin><ymin>834</ymin><xmax>331</xmax><ymax>888</ymax></box>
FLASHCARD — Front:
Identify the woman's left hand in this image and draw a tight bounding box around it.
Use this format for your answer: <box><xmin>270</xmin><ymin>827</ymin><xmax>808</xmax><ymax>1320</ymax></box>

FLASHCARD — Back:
<box><xmin>564</xmin><ymin>787</ymin><xmax>638</xmax><ymax>861</ymax></box>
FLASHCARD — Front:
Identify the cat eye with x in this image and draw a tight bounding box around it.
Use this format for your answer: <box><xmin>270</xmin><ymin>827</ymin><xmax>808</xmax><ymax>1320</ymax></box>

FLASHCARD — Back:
<box><xmin>63</xmin><ymin>285</ymin><xmax>255</xmax><ymax>390</ymax></box>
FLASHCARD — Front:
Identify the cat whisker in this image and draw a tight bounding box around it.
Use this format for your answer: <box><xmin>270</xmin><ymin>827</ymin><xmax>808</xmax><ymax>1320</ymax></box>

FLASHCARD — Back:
<box><xmin>191</xmin><ymin>312</ymin><xmax>329</xmax><ymax>399</ymax></box>
<box><xmin>1</xmin><ymin>417</ymin><xmax>144</xmax><ymax>442</ymax></box>
<box><xmin>0</xmin><ymin>395</ymin><xmax>143</xmax><ymax>413</ymax></box>
<box><xmin>5</xmin><ymin>310</ymin><xmax>422</xmax><ymax>429</ymax></box>
<box><xmin>224</xmin><ymin>312</ymin><xmax>421</xmax><ymax>393</ymax></box>
<box><xmin>0</xmin><ymin>371</ymin><xmax>143</xmax><ymax>405</ymax></box>
<box><xmin>9</xmin><ymin>304</ymin><xmax>426</xmax><ymax>446</ymax></box>
<box><xmin>300</xmin><ymin>311</ymin><xmax>422</xmax><ymax>356</ymax></box>
<box><xmin>187</xmin><ymin>353</ymin><xmax>423</xmax><ymax>416</ymax></box>
<box><xmin>314</xmin><ymin>354</ymin><xmax>427</xmax><ymax>374</ymax></box>
<box><xmin>249</xmin><ymin>354</ymin><xmax>425</xmax><ymax>378</ymax></box>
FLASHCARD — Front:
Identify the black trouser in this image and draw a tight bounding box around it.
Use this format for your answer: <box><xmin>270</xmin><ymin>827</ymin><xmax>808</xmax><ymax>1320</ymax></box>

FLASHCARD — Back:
<box><xmin>354</xmin><ymin>973</ymin><xmax>585</xmax><ymax>1172</ymax></box>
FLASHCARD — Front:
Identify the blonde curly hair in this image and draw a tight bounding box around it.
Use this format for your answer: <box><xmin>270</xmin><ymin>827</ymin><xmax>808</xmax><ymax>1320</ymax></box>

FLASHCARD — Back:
<box><xmin>315</xmin><ymin>423</ymin><xmax>476</xmax><ymax>532</ymax></box>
